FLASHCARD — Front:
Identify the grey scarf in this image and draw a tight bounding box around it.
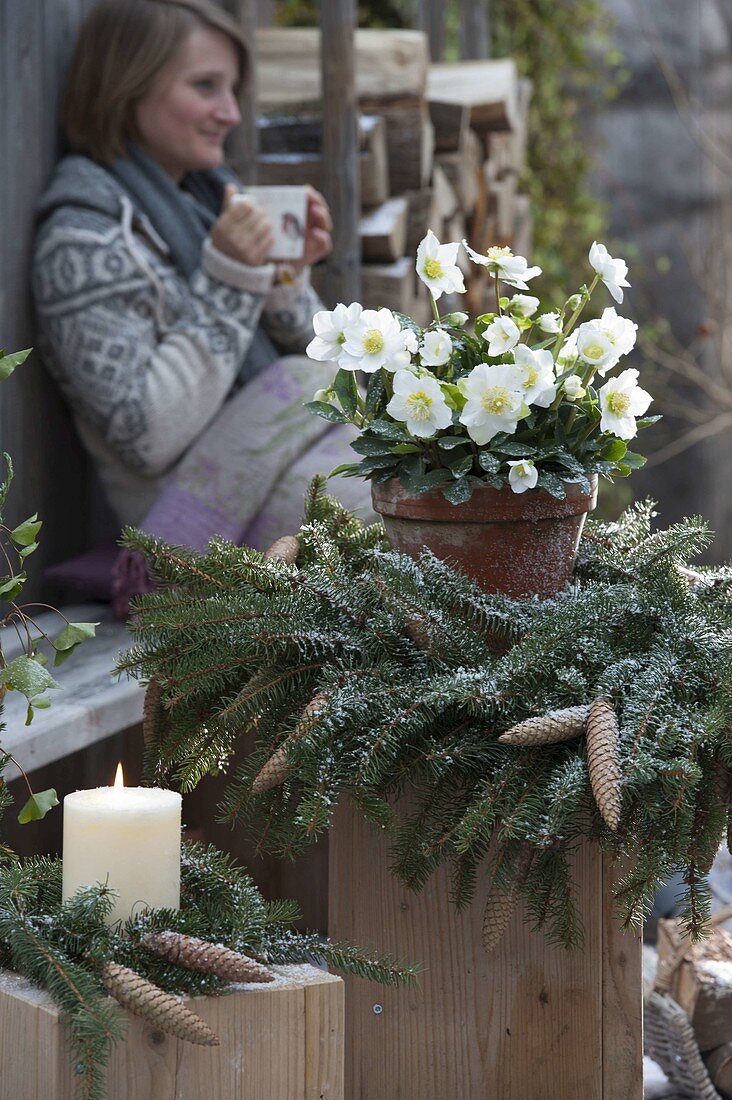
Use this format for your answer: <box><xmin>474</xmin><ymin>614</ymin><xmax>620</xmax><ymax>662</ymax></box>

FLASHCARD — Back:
<box><xmin>110</xmin><ymin>143</ymin><xmax>278</xmax><ymax>380</ymax></box>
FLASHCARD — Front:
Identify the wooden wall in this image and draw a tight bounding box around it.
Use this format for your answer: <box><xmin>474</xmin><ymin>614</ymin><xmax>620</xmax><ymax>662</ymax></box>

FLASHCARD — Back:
<box><xmin>0</xmin><ymin>0</ymin><xmax>101</xmax><ymax>597</ymax></box>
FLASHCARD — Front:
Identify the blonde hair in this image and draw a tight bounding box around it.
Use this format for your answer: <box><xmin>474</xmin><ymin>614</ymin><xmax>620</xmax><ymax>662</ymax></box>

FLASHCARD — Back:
<box><xmin>62</xmin><ymin>0</ymin><xmax>249</xmax><ymax>165</ymax></box>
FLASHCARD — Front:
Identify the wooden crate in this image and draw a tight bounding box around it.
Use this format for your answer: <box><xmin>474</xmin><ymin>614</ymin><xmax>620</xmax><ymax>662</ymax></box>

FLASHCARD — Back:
<box><xmin>329</xmin><ymin>803</ymin><xmax>642</xmax><ymax>1100</ymax></box>
<box><xmin>0</xmin><ymin>964</ymin><xmax>343</xmax><ymax>1100</ymax></box>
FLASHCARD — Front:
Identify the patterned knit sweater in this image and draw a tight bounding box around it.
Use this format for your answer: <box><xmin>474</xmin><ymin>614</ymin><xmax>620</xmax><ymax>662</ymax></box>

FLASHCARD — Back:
<box><xmin>32</xmin><ymin>155</ymin><xmax>324</xmax><ymax>525</ymax></box>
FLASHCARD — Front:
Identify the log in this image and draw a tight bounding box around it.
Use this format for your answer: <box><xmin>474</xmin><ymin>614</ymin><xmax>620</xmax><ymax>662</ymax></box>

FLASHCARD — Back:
<box><xmin>359</xmin><ymin>99</ymin><xmax>435</xmax><ymax>195</ymax></box>
<box><xmin>512</xmin><ymin>193</ymin><xmax>534</xmax><ymax>258</ymax></box>
<box><xmin>657</xmin><ymin>918</ymin><xmax>732</xmax><ymax>1051</ymax></box>
<box><xmin>432</xmin><ymin>161</ymin><xmax>459</xmax><ymax>221</ymax></box>
<box><xmin>256</xmin><ymin>28</ymin><xmax>430</xmax><ymax>109</ymax></box>
<box><xmin>256</xmin><ymin>115</ymin><xmax>388</xmax><ymax>207</ymax></box>
<box><xmin>705</xmin><ymin>1043</ymin><xmax>732</xmax><ymax>1098</ymax></box>
<box><xmin>489</xmin><ymin>172</ymin><xmax>517</xmax><ymax>241</ymax></box>
<box><xmin>427</xmin><ymin>58</ymin><xmax>519</xmax><ymax>134</ymax></box>
<box><xmin>360</xmin><ymin>257</ymin><xmax>415</xmax><ymax>314</ymax></box>
<box><xmin>428</xmin><ymin>100</ymin><xmax>470</xmax><ymax>153</ymax></box>
<box><xmin>0</xmin><ymin>964</ymin><xmax>344</xmax><ymax>1100</ymax></box>
<box><xmin>488</xmin><ymin>76</ymin><xmax>532</xmax><ymax>176</ymax></box>
<box><xmin>404</xmin><ymin>186</ymin><xmax>439</xmax><ymax>257</ymax></box>
<box><xmin>360</xmin><ymin>197</ymin><xmax>409</xmax><ymax>262</ymax></box>
<box><xmin>436</xmin><ymin>128</ymin><xmax>482</xmax><ymax>215</ymax></box>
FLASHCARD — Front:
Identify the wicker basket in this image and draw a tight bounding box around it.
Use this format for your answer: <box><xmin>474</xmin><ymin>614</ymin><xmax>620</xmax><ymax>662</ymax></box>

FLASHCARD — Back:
<box><xmin>645</xmin><ymin>903</ymin><xmax>732</xmax><ymax>1100</ymax></box>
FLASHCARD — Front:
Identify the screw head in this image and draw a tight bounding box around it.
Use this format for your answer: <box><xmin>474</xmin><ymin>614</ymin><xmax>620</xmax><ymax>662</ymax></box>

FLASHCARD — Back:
<box><xmin>373</xmin><ymin>1003</ymin><xmax>383</xmax><ymax>1015</ymax></box>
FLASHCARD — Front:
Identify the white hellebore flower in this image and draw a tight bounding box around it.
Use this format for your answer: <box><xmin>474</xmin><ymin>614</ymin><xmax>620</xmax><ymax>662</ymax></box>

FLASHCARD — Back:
<box><xmin>576</xmin><ymin>322</ymin><xmax>617</xmax><ymax>375</ymax></box>
<box><xmin>420</xmin><ymin>329</ymin><xmax>453</xmax><ymax>367</ymax></box>
<box><xmin>386</xmin><ymin>370</ymin><xmax>453</xmax><ymax>438</ymax></box>
<box><xmin>463</xmin><ymin>241</ymin><xmax>542</xmax><ymax>290</ymax></box>
<box><xmin>507</xmin><ymin>459</ymin><xmax>539</xmax><ymax>494</ymax></box>
<box><xmin>458</xmin><ymin>363</ymin><xmax>526</xmax><ymax>445</ymax></box>
<box><xmin>340</xmin><ymin>307</ymin><xmax>411</xmax><ymax>373</ymax></box>
<box><xmin>537</xmin><ymin>311</ymin><xmax>562</xmax><ymax>334</ymax></box>
<box><xmin>595</xmin><ymin>307</ymin><xmax>637</xmax><ymax>373</ymax></box>
<box><xmin>508</xmin><ymin>294</ymin><xmax>540</xmax><ymax>320</ymax></box>
<box><xmin>512</xmin><ymin>345</ymin><xmax>557</xmax><ymax>408</ymax></box>
<box><xmin>306</xmin><ymin>302</ymin><xmax>363</xmax><ymax>362</ymax></box>
<box><xmin>482</xmin><ymin>316</ymin><xmax>521</xmax><ymax>357</ymax></box>
<box><xmin>556</xmin><ymin>331</ymin><xmax>579</xmax><ymax>371</ymax></box>
<box><xmin>563</xmin><ymin>374</ymin><xmax>586</xmax><ymax>401</ymax></box>
<box><xmin>599</xmin><ymin>368</ymin><xmax>652</xmax><ymax>440</ymax></box>
<box><xmin>313</xmin><ymin>386</ymin><xmax>339</xmax><ymax>407</ymax></box>
<box><xmin>403</xmin><ymin>329</ymin><xmax>419</xmax><ymax>354</ymax></box>
<box><xmin>415</xmin><ymin>230</ymin><xmax>465</xmax><ymax>301</ymax></box>
<box><xmin>589</xmin><ymin>241</ymin><xmax>630</xmax><ymax>304</ymax></box>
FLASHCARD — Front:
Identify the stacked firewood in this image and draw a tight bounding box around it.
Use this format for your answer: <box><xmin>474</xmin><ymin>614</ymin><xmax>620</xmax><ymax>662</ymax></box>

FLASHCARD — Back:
<box><xmin>654</xmin><ymin>916</ymin><xmax>732</xmax><ymax>1097</ymax></box>
<box><xmin>251</xmin><ymin>28</ymin><xmax>532</xmax><ymax>318</ymax></box>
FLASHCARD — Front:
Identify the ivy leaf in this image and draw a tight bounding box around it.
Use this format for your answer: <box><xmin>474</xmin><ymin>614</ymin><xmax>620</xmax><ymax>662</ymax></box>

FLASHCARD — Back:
<box><xmin>620</xmin><ymin>451</ymin><xmax>646</xmax><ymax>470</ymax></box>
<box><xmin>17</xmin><ymin>789</ymin><xmax>59</xmax><ymax>824</ymax></box>
<box><xmin>0</xmin><ymin>655</ymin><xmax>59</xmax><ymax>701</ymax></box>
<box><xmin>9</xmin><ymin>514</ymin><xmax>42</xmax><ymax>547</ymax></box>
<box><xmin>333</xmin><ymin>369</ymin><xmax>359</xmax><ymax>419</ymax></box>
<box><xmin>18</xmin><ymin>543</ymin><xmax>39</xmax><ymax>561</ymax></box>
<box><xmin>0</xmin><ymin>574</ymin><xmax>26</xmax><ymax>601</ymax></box>
<box><xmin>0</xmin><ymin>348</ymin><xmax>31</xmax><ymax>382</ymax></box>
<box><xmin>600</xmin><ymin>438</ymin><xmax>627</xmax><ymax>462</ymax></box>
<box><xmin>304</xmin><ymin>401</ymin><xmax>347</xmax><ymax>424</ymax></box>
<box><xmin>52</xmin><ymin>621</ymin><xmax>98</xmax><ymax>666</ymax></box>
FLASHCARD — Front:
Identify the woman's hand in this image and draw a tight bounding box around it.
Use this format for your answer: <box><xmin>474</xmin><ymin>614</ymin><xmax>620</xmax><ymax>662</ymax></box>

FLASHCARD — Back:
<box><xmin>210</xmin><ymin>184</ymin><xmax>274</xmax><ymax>267</ymax></box>
<box><xmin>300</xmin><ymin>186</ymin><xmax>333</xmax><ymax>267</ymax></box>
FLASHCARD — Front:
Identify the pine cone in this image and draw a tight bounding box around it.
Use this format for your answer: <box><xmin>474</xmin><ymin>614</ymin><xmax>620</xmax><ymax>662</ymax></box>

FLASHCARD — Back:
<box><xmin>498</xmin><ymin>704</ymin><xmax>591</xmax><ymax>747</ymax></box>
<box><xmin>251</xmin><ymin>692</ymin><xmax>327</xmax><ymax>795</ymax></box>
<box><xmin>586</xmin><ymin>697</ymin><xmax>623</xmax><ymax>831</ymax></box>
<box><xmin>142</xmin><ymin>678</ymin><xmax>163</xmax><ymax>749</ymax></box>
<box><xmin>101</xmin><ymin>961</ymin><xmax>219</xmax><ymax>1046</ymax></box>
<box><xmin>403</xmin><ymin>612</ymin><xmax>431</xmax><ymax>652</ymax></box>
<box><xmin>264</xmin><ymin>535</ymin><xmax>299</xmax><ymax>564</ymax></box>
<box><xmin>141</xmin><ymin>931</ymin><xmax>274</xmax><ymax>984</ymax></box>
<box><xmin>482</xmin><ymin>848</ymin><xmax>532</xmax><ymax>953</ymax></box>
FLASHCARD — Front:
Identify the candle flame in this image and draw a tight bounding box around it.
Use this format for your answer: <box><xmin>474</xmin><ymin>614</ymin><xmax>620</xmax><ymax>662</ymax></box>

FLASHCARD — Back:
<box><xmin>113</xmin><ymin>762</ymin><xmax>125</xmax><ymax>789</ymax></box>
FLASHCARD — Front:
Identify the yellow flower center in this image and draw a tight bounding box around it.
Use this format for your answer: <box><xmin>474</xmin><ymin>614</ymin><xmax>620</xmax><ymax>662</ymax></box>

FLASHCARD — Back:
<box><xmin>487</xmin><ymin>246</ymin><xmax>512</xmax><ymax>261</ymax></box>
<box><xmin>583</xmin><ymin>342</ymin><xmax>605</xmax><ymax>361</ymax></box>
<box><xmin>423</xmin><ymin>258</ymin><xmax>444</xmax><ymax>280</ymax></box>
<box><xmin>607</xmin><ymin>391</ymin><xmax>631</xmax><ymax>415</ymax></box>
<box><xmin>524</xmin><ymin>367</ymin><xmax>538</xmax><ymax>389</ymax></box>
<box><xmin>480</xmin><ymin>386</ymin><xmax>513</xmax><ymax>415</ymax></box>
<box><xmin>405</xmin><ymin>391</ymin><xmax>433</xmax><ymax>421</ymax></box>
<box><xmin>363</xmin><ymin>329</ymin><xmax>385</xmax><ymax>355</ymax></box>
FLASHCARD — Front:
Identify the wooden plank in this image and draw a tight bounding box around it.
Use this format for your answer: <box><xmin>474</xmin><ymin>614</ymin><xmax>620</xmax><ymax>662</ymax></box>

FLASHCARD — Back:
<box><xmin>0</xmin><ymin>965</ymin><xmax>344</xmax><ymax>1100</ymax></box>
<box><xmin>224</xmin><ymin>0</ymin><xmax>258</xmax><ymax>183</ymax></box>
<box><xmin>601</xmin><ymin>853</ymin><xmax>644</xmax><ymax>1100</ymax></box>
<box><xmin>329</xmin><ymin>799</ymin><xmax>620</xmax><ymax>1099</ymax></box>
<box><xmin>428</xmin><ymin>59</ymin><xmax>519</xmax><ymax>134</ymax></box>
<box><xmin>0</xmin><ymin>0</ymin><xmax>93</xmax><ymax>601</ymax></box>
<box><xmin>321</xmin><ymin>0</ymin><xmax>360</xmax><ymax>306</ymax></box>
<box><xmin>255</xmin><ymin>28</ymin><xmax>430</xmax><ymax>110</ymax></box>
<box><xmin>360</xmin><ymin>197</ymin><xmax>409</xmax><ymax>262</ymax></box>
<box><xmin>419</xmin><ymin>0</ymin><xmax>446</xmax><ymax>62</ymax></box>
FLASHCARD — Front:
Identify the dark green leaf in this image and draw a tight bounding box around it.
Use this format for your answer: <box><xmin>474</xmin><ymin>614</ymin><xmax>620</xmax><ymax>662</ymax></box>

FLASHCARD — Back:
<box><xmin>538</xmin><ymin>472</ymin><xmax>567</xmax><ymax>499</ymax></box>
<box><xmin>437</xmin><ymin>435</ymin><xmax>470</xmax><ymax>450</ymax></box>
<box><xmin>600</xmin><ymin>438</ymin><xmax>627</xmax><ymax>462</ymax></box>
<box><xmin>365</xmin><ymin>373</ymin><xmax>387</xmax><ymax>418</ymax></box>
<box><xmin>0</xmin><ymin>574</ymin><xmax>26</xmax><ymax>601</ymax></box>
<box><xmin>620</xmin><ymin>451</ymin><xmax>647</xmax><ymax>470</ymax></box>
<box><xmin>17</xmin><ymin>789</ymin><xmax>59</xmax><ymax>824</ymax></box>
<box><xmin>351</xmin><ymin>435</ymin><xmax>395</xmax><ymax>457</ymax></box>
<box><xmin>370</xmin><ymin>420</ymin><xmax>411</xmax><ymax>442</ymax></box>
<box><xmin>333</xmin><ymin>369</ymin><xmax>359</xmax><ymax>418</ymax></box>
<box><xmin>304</xmin><ymin>401</ymin><xmax>347</xmax><ymax>424</ymax></box>
<box><xmin>442</xmin><ymin>478</ymin><xmax>474</xmax><ymax>504</ymax></box>
<box><xmin>478</xmin><ymin>452</ymin><xmax>501</xmax><ymax>473</ymax></box>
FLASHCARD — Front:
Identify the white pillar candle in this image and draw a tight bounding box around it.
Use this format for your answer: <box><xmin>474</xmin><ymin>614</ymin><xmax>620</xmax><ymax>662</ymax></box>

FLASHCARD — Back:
<box><xmin>62</xmin><ymin>765</ymin><xmax>182</xmax><ymax>925</ymax></box>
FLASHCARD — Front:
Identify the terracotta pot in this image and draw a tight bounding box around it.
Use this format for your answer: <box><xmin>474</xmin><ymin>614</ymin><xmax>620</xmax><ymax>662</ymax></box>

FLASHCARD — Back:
<box><xmin>371</xmin><ymin>475</ymin><xmax>598</xmax><ymax>598</ymax></box>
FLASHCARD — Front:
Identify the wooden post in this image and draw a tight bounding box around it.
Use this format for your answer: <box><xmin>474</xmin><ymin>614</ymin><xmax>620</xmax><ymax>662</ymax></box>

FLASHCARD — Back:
<box><xmin>320</xmin><ymin>0</ymin><xmax>361</xmax><ymax>307</ymax></box>
<box><xmin>329</xmin><ymin>803</ymin><xmax>643</xmax><ymax>1099</ymax></box>
<box><xmin>222</xmin><ymin>0</ymin><xmax>258</xmax><ymax>182</ymax></box>
<box><xmin>458</xmin><ymin>0</ymin><xmax>491</xmax><ymax>60</ymax></box>
<box><xmin>0</xmin><ymin>964</ymin><xmax>344</xmax><ymax>1100</ymax></box>
<box><xmin>419</xmin><ymin>0</ymin><xmax>446</xmax><ymax>62</ymax></box>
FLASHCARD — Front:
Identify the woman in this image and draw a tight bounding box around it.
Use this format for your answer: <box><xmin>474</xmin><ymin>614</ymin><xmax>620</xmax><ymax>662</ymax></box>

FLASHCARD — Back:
<box><xmin>32</xmin><ymin>0</ymin><xmax>370</xmax><ymax>612</ymax></box>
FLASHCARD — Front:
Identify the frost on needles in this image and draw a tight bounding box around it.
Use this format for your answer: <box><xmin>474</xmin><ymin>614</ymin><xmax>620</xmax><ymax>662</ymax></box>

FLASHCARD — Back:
<box><xmin>120</xmin><ymin>478</ymin><xmax>732</xmax><ymax>952</ymax></box>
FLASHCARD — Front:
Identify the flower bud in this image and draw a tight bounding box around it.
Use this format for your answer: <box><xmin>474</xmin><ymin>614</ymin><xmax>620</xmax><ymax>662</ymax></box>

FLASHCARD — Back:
<box><xmin>563</xmin><ymin>375</ymin><xmax>586</xmax><ymax>400</ymax></box>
